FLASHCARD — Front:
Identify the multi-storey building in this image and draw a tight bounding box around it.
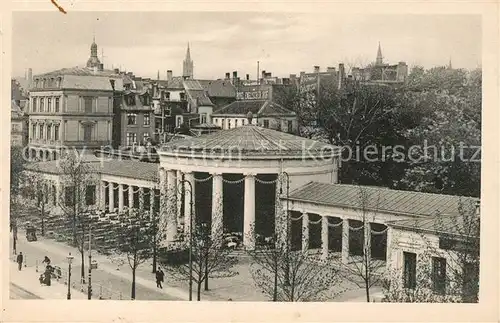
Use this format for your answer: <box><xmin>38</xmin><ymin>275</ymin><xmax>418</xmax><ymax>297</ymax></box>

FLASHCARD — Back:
<box><xmin>27</xmin><ymin>39</ymin><xmax>123</xmax><ymax>160</ymax></box>
<box><xmin>11</xmin><ymin>100</ymin><xmax>28</xmax><ymax>147</ymax></box>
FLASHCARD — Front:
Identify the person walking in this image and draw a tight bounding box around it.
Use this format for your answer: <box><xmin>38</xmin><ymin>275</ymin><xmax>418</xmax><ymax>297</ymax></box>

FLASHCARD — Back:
<box><xmin>155</xmin><ymin>267</ymin><xmax>164</xmax><ymax>289</ymax></box>
<box><xmin>16</xmin><ymin>252</ymin><xmax>23</xmax><ymax>271</ymax></box>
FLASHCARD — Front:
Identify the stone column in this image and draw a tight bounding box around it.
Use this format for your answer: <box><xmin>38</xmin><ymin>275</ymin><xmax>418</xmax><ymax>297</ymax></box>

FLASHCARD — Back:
<box><xmin>118</xmin><ymin>184</ymin><xmax>124</xmax><ymax>213</ymax></box>
<box><xmin>385</xmin><ymin>225</ymin><xmax>392</xmax><ymax>271</ymax></box>
<box><xmin>211</xmin><ymin>173</ymin><xmax>224</xmax><ymax>239</ymax></box>
<box><xmin>149</xmin><ymin>188</ymin><xmax>155</xmax><ymax>220</ymax></box>
<box><xmin>176</xmin><ymin>170</ymin><xmax>183</xmax><ymax>226</ymax></box>
<box><xmin>108</xmin><ymin>182</ymin><xmax>115</xmax><ymax>212</ymax></box>
<box><xmin>243</xmin><ymin>173</ymin><xmax>256</xmax><ymax>249</ymax></box>
<box><xmin>128</xmin><ymin>185</ymin><xmax>134</xmax><ymax>209</ymax></box>
<box><xmin>99</xmin><ymin>181</ymin><xmax>106</xmax><ymax>211</ymax></box>
<box><xmin>321</xmin><ymin>216</ymin><xmax>329</xmax><ymax>260</ymax></box>
<box><xmin>159</xmin><ymin>168</ymin><xmax>168</xmax><ymax>244</ymax></box>
<box><xmin>364</xmin><ymin>221</ymin><xmax>371</xmax><ymax>261</ymax></box>
<box><xmin>139</xmin><ymin>187</ymin><xmax>145</xmax><ymax>211</ymax></box>
<box><xmin>183</xmin><ymin>172</ymin><xmax>195</xmax><ymax>238</ymax></box>
<box><xmin>342</xmin><ymin>218</ymin><xmax>350</xmax><ymax>264</ymax></box>
<box><xmin>302</xmin><ymin>212</ymin><xmax>309</xmax><ymax>252</ymax></box>
<box><xmin>56</xmin><ymin>181</ymin><xmax>62</xmax><ymax>208</ymax></box>
<box><xmin>166</xmin><ymin>170</ymin><xmax>178</xmax><ymax>241</ymax></box>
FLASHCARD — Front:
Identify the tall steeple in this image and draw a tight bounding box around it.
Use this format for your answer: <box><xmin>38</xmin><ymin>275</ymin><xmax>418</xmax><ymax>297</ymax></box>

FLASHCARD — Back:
<box><xmin>183</xmin><ymin>42</ymin><xmax>194</xmax><ymax>79</ymax></box>
<box><xmin>447</xmin><ymin>57</ymin><xmax>453</xmax><ymax>69</ymax></box>
<box><xmin>376</xmin><ymin>42</ymin><xmax>383</xmax><ymax>66</ymax></box>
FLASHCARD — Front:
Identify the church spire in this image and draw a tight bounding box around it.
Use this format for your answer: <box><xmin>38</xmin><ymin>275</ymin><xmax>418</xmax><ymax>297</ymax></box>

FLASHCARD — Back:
<box><xmin>447</xmin><ymin>57</ymin><xmax>453</xmax><ymax>69</ymax></box>
<box><xmin>376</xmin><ymin>42</ymin><xmax>383</xmax><ymax>65</ymax></box>
<box><xmin>183</xmin><ymin>42</ymin><xmax>194</xmax><ymax>79</ymax></box>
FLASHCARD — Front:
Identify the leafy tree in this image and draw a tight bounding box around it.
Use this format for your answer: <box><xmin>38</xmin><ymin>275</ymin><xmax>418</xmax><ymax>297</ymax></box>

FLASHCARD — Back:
<box><xmin>10</xmin><ymin>146</ymin><xmax>27</xmax><ymax>254</ymax></box>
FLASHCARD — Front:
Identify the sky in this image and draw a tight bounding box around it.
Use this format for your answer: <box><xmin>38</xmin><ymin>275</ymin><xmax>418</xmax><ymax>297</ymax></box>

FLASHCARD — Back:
<box><xmin>12</xmin><ymin>12</ymin><xmax>482</xmax><ymax>80</ymax></box>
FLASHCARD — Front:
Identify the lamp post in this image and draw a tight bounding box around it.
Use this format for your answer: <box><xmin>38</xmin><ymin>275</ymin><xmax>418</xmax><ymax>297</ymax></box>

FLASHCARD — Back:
<box><xmin>67</xmin><ymin>252</ymin><xmax>74</xmax><ymax>300</ymax></box>
<box><xmin>177</xmin><ymin>178</ymin><xmax>194</xmax><ymax>301</ymax></box>
<box><xmin>87</xmin><ymin>222</ymin><xmax>92</xmax><ymax>300</ymax></box>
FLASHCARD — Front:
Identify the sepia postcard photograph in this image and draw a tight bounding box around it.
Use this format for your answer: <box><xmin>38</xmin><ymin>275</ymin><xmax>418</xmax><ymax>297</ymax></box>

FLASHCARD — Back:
<box><xmin>1</xmin><ymin>1</ymin><xmax>499</xmax><ymax>322</ymax></box>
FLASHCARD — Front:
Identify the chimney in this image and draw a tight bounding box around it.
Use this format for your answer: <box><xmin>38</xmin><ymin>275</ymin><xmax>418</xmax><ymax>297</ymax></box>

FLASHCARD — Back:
<box><xmin>314</xmin><ymin>66</ymin><xmax>320</xmax><ymax>73</ymax></box>
<box><xmin>27</xmin><ymin>68</ymin><xmax>33</xmax><ymax>88</ymax></box>
<box><xmin>233</xmin><ymin>71</ymin><xmax>238</xmax><ymax>79</ymax></box>
<box><xmin>167</xmin><ymin>70</ymin><xmax>173</xmax><ymax>81</ymax></box>
<box><xmin>338</xmin><ymin>63</ymin><xmax>345</xmax><ymax>90</ymax></box>
<box><xmin>99</xmin><ymin>63</ymin><xmax>104</xmax><ymax>71</ymax></box>
<box><xmin>327</xmin><ymin>67</ymin><xmax>335</xmax><ymax>73</ymax></box>
<box><xmin>114</xmin><ymin>68</ymin><xmax>119</xmax><ymax>74</ymax></box>
<box><xmin>225</xmin><ymin>72</ymin><xmax>230</xmax><ymax>80</ymax></box>
<box><xmin>261</xmin><ymin>70</ymin><xmax>266</xmax><ymax>78</ymax></box>
<box><xmin>246</xmin><ymin>74</ymin><xmax>250</xmax><ymax>81</ymax></box>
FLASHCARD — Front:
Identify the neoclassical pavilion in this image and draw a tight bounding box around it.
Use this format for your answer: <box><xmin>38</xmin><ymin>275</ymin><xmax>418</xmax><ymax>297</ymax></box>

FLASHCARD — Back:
<box><xmin>157</xmin><ymin>122</ymin><xmax>341</xmax><ymax>248</ymax></box>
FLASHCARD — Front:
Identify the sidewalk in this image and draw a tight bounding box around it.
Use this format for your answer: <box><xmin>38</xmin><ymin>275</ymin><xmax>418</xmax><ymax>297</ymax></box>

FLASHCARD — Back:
<box><xmin>9</xmin><ymin>261</ymin><xmax>87</xmax><ymax>300</ymax></box>
<box><xmin>14</xmin><ymin>232</ymin><xmax>192</xmax><ymax>300</ymax></box>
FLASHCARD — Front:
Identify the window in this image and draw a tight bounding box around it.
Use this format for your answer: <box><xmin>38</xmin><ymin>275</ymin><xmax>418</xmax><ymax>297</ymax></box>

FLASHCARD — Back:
<box><xmin>127</xmin><ymin>113</ymin><xmax>137</xmax><ymax>125</ymax></box>
<box><xmin>276</xmin><ymin>120</ymin><xmax>282</xmax><ymax>131</ymax></box>
<box><xmin>263</xmin><ymin>119</ymin><xmax>270</xmax><ymax>128</ymax></box>
<box><xmin>39</xmin><ymin>124</ymin><xmax>44</xmax><ymax>140</ymax></box>
<box><xmin>143</xmin><ymin>132</ymin><xmax>150</xmax><ymax>143</ymax></box>
<box><xmin>47</xmin><ymin>124</ymin><xmax>52</xmax><ymax>140</ymax></box>
<box><xmin>84</xmin><ymin>97</ymin><xmax>93</xmax><ymax>113</ymax></box>
<box><xmin>32</xmin><ymin>124</ymin><xmax>36</xmax><ymax>139</ymax></box>
<box><xmin>83</xmin><ymin>124</ymin><xmax>93</xmax><ymax>141</ymax></box>
<box><xmin>143</xmin><ymin>114</ymin><xmax>151</xmax><ymax>126</ymax></box>
<box><xmin>179</xmin><ymin>93</ymin><xmax>185</xmax><ymax>101</ymax></box>
<box><xmin>54</xmin><ymin>124</ymin><xmax>60</xmax><ymax>141</ymax></box>
<box><xmin>65</xmin><ymin>186</ymin><xmax>75</xmax><ymax>206</ymax></box>
<box><xmin>47</xmin><ymin>98</ymin><xmax>52</xmax><ymax>112</ymax></box>
<box><xmin>32</xmin><ymin>98</ymin><xmax>37</xmax><ymax>112</ymax></box>
<box><xmin>288</xmin><ymin>120</ymin><xmax>293</xmax><ymax>133</ymax></box>
<box><xmin>228</xmin><ymin>119</ymin><xmax>232</xmax><ymax>129</ymax></box>
<box><xmin>463</xmin><ymin>262</ymin><xmax>479</xmax><ymax>302</ymax></box>
<box><xmin>126</xmin><ymin>133</ymin><xmax>137</xmax><ymax>146</ymax></box>
<box><xmin>85</xmin><ymin>185</ymin><xmax>96</xmax><ymax>206</ymax></box>
<box><xmin>40</xmin><ymin>98</ymin><xmax>44</xmax><ymax>112</ymax></box>
<box><xmin>55</xmin><ymin>98</ymin><xmax>60</xmax><ymax>112</ymax></box>
<box><xmin>403</xmin><ymin>252</ymin><xmax>417</xmax><ymax>289</ymax></box>
<box><xmin>432</xmin><ymin>257</ymin><xmax>447</xmax><ymax>295</ymax></box>
<box><xmin>126</xmin><ymin>94</ymin><xmax>136</xmax><ymax>106</ymax></box>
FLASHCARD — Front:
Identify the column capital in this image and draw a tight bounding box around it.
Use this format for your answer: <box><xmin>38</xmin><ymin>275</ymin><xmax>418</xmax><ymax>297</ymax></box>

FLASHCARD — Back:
<box><xmin>211</xmin><ymin>172</ymin><xmax>223</xmax><ymax>177</ymax></box>
<box><xmin>243</xmin><ymin>172</ymin><xmax>257</xmax><ymax>177</ymax></box>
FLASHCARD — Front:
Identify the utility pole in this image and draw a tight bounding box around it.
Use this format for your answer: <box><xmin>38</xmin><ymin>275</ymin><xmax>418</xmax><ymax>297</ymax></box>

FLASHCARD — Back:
<box><xmin>87</xmin><ymin>223</ymin><xmax>92</xmax><ymax>300</ymax></box>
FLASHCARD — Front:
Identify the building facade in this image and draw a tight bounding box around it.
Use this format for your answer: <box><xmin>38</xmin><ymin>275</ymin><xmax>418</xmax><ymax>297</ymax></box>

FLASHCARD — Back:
<box><xmin>27</xmin><ymin>40</ymin><xmax>124</xmax><ymax>160</ymax></box>
<box><xmin>11</xmin><ymin>101</ymin><xmax>28</xmax><ymax>147</ymax></box>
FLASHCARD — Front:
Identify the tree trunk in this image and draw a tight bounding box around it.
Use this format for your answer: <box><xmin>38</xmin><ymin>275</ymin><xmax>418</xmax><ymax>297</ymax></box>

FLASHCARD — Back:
<box><xmin>81</xmin><ymin>247</ymin><xmax>85</xmax><ymax>283</ymax></box>
<box><xmin>204</xmin><ymin>255</ymin><xmax>209</xmax><ymax>291</ymax></box>
<box><xmin>197</xmin><ymin>281</ymin><xmax>202</xmax><ymax>301</ymax></box>
<box><xmin>131</xmin><ymin>267</ymin><xmax>136</xmax><ymax>300</ymax></box>
<box><xmin>152</xmin><ymin>244</ymin><xmax>157</xmax><ymax>273</ymax></box>
<box><xmin>273</xmin><ymin>258</ymin><xmax>278</xmax><ymax>301</ymax></box>
<box><xmin>41</xmin><ymin>202</ymin><xmax>45</xmax><ymax>236</ymax></box>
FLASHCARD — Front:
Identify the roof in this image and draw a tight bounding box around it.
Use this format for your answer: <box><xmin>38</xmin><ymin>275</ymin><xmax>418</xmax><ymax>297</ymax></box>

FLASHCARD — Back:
<box><xmin>212</xmin><ymin>100</ymin><xmax>295</xmax><ymax>117</ymax></box>
<box><xmin>121</xmin><ymin>91</ymin><xmax>152</xmax><ymax>111</ymax></box>
<box><xmin>166</xmin><ymin>76</ymin><xmax>185</xmax><ymax>89</ymax></box>
<box><xmin>160</xmin><ymin>125</ymin><xmax>339</xmax><ymax>157</ymax></box>
<box><xmin>287</xmin><ymin>182</ymin><xmax>479</xmax><ymax>218</ymax></box>
<box><xmin>387</xmin><ymin>211</ymin><xmax>479</xmax><ymax>237</ymax></box>
<box><xmin>35</xmin><ymin>66</ymin><xmax>120</xmax><ymax>78</ymax></box>
<box><xmin>198</xmin><ymin>79</ymin><xmax>236</xmax><ymax>97</ymax></box>
<box><xmin>186</xmin><ymin>88</ymin><xmax>214</xmax><ymax>107</ymax></box>
<box><xmin>24</xmin><ymin>159</ymin><xmax>158</xmax><ymax>182</ymax></box>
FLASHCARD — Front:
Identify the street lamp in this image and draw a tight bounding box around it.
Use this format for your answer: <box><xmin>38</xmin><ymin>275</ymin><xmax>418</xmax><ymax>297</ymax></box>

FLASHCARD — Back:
<box><xmin>177</xmin><ymin>178</ymin><xmax>194</xmax><ymax>301</ymax></box>
<box><xmin>67</xmin><ymin>252</ymin><xmax>74</xmax><ymax>300</ymax></box>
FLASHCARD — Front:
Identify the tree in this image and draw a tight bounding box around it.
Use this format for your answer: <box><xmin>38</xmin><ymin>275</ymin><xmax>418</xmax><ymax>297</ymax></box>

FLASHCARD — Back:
<box><xmin>58</xmin><ymin>152</ymin><xmax>97</xmax><ymax>283</ymax></box>
<box><xmin>10</xmin><ymin>146</ymin><xmax>28</xmax><ymax>254</ymax></box>
<box><xmin>335</xmin><ymin>185</ymin><xmax>388</xmax><ymax>302</ymax></box>
<box><xmin>383</xmin><ymin>199</ymin><xmax>479</xmax><ymax>303</ymax></box>
<box><xmin>113</xmin><ymin>208</ymin><xmax>154</xmax><ymax>300</ymax></box>
<box><xmin>248</xmin><ymin>236</ymin><xmax>342</xmax><ymax>302</ymax></box>
<box><xmin>163</xmin><ymin>215</ymin><xmax>238</xmax><ymax>301</ymax></box>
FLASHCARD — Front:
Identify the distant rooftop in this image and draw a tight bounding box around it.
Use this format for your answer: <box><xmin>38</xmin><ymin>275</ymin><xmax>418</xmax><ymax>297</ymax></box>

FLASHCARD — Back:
<box><xmin>212</xmin><ymin>100</ymin><xmax>295</xmax><ymax>117</ymax></box>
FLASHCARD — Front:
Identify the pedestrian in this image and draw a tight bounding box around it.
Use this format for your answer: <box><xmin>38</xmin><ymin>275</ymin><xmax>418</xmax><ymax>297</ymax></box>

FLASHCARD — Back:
<box><xmin>42</xmin><ymin>256</ymin><xmax>51</xmax><ymax>267</ymax></box>
<box><xmin>155</xmin><ymin>267</ymin><xmax>164</xmax><ymax>289</ymax></box>
<box><xmin>16</xmin><ymin>252</ymin><xmax>23</xmax><ymax>271</ymax></box>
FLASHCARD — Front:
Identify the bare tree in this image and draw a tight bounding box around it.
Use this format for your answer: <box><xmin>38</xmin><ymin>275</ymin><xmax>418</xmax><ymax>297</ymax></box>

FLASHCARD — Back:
<box><xmin>163</xmin><ymin>207</ymin><xmax>237</xmax><ymax>301</ymax></box>
<box><xmin>112</xmin><ymin>208</ymin><xmax>154</xmax><ymax>300</ymax></box>
<box><xmin>383</xmin><ymin>199</ymin><xmax>480</xmax><ymax>303</ymax></box>
<box><xmin>248</xmin><ymin>234</ymin><xmax>342</xmax><ymax>302</ymax></box>
<box><xmin>335</xmin><ymin>185</ymin><xmax>388</xmax><ymax>302</ymax></box>
<box><xmin>58</xmin><ymin>152</ymin><xmax>97</xmax><ymax>283</ymax></box>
